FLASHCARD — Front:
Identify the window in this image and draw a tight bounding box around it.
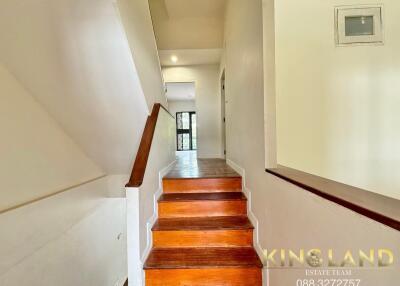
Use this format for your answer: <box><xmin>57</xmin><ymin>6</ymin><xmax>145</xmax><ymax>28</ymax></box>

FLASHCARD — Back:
<box><xmin>176</xmin><ymin>112</ymin><xmax>197</xmax><ymax>151</ymax></box>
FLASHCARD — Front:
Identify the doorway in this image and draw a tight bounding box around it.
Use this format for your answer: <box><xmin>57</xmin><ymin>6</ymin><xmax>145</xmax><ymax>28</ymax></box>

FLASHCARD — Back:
<box><xmin>165</xmin><ymin>82</ymin><xmax>197</xmax><ymax>153</ymax></box>
<box><xmin>221</xmin><ymin>70</ymin><xmax>226</xmax><ymax>158</ymax></box>
<box><xmin>176</xmin><ymin>112</ymin><xmax>197</xmax><ymax>151</ymax></box>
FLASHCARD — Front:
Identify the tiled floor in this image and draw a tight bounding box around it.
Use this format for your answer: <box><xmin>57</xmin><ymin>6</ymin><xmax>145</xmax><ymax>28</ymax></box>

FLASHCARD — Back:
<box><xmin>165</xmin><ymin>151</ymin><xmax>240</xmax><ymax>179</ymax></box>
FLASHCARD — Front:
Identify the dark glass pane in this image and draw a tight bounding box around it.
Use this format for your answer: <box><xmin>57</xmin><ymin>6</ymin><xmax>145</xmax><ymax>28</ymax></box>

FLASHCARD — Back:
<box><xmin>345</xmin><ymin>16</ymin><xmax>374</xmax><ymax>36</ymax></box>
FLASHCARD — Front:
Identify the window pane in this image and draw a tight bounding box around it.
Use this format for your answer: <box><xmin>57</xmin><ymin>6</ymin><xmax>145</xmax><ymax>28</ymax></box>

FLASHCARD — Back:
<box><xmin>177</xmin><ymin>113</ymin><xmax>183</xmax><ymax>129</ymax></box>
<box><xmin>177</xmin><ymin>134</ymin><xmax>183</xmax><ymax>150</ymax></box>
<box><xmin>182</xmin><ymin>134</ymin><xmax>190</xmax><ymax>150</ymax></box>
<box><xmin>182</xmin><ymin>112</ymin><xmax>190</xmax><ymax>129</ymax></box>
<box><xmin>345</xmin><ymin>16</ymin><xmax>374</xmax><ymax>36</ymax></box>
<box><xmin>191</xmin><ymin>114</ymin><xmax>197</xmax><ymax>150</ymax></box>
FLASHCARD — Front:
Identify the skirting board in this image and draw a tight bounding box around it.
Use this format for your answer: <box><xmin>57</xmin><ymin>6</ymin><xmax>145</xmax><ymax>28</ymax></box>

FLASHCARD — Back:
<box><xmin>140</xmin><ymin>160</ymin><xmax>176</xmax><ymax>284</ymax></box>
<box><xmin>226</xmin><ymin>159</ymin><xmax>269</xmax><ymax>286</ymax></box>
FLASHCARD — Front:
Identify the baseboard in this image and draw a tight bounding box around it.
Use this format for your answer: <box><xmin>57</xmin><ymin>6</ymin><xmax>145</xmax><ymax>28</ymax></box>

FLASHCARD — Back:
<box><xmin>226</xmin><ymin>159</ymin><xmax>264</xmax><ymax>261</ymax></box>
<box><xmin>139</xmin><ymin>160</ymin><xmax>176</xmax><ymax>285</ymax></box>
<box><xmin>197</xmin><ymin>154</ymin><xmax>224</xmax><ymax>159</ymax></box>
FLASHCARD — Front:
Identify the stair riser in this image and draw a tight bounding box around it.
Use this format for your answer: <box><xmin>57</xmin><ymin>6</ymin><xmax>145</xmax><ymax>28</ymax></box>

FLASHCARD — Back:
<box><xmin>145</xmin><ymin>268</ymin><xmax>262</xmax><ymax>286</ymax></box>
<box><xmin>163</xmin><ymin>178</ymin><xmax>242</xmax><ymax>193</ymax></box>
<box><xmin>158</xmin><ymin>201</ymin><xmax>247</xmax><ymax>218</ymax></box>
<box><xmin>153</xmin><ymin>229</ymin><xmax>253</xmax><ymax>248</ymax></box>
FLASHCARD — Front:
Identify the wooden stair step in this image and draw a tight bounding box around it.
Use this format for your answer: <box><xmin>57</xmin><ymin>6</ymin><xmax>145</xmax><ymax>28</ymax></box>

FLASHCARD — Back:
<box><xmin>163</xmin><ymin>177</ymin><xmax>242</xmax><ymax>193</ymax></box>
<box><xmin>144</xmin><ymin>247</ymin><xmax>263</xmax><ymax>269</ymax></box>
<box><xmin>145</xmin><ymin>268</ymin><xmax>262</xmax><ymax>286</ymax></box>
<box><xmin>158</xmin><ymin>193</ymin><xmax>247</xmax><ymax>218</ymax></box>
<box><xmin>152</xmin><ymin>216</ymin><xmax>254</xmax><ymax>248</ymax></box>
<box><xmin>158</xmin><ymin>192</ymin><xmax>246</xmax><ymax>202</ymax></box>
<box><xmin>152</xmin><ymin>216</ymin><xmax>253</xmax><ymax>231</ymax></box>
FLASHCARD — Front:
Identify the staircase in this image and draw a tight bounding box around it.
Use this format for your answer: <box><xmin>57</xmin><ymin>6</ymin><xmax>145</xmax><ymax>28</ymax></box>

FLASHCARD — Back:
<box><xmin>144</xmin><ymin>173</ymin><xmax>263</xmax><ymax>285</ymax></box>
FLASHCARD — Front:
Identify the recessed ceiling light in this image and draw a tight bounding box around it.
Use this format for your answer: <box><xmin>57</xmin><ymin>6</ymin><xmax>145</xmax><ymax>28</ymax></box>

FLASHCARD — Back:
<box><xmin>171</xmin><ymin>55</ymin><xmax>178</xmax><ymax>63</ymax></box>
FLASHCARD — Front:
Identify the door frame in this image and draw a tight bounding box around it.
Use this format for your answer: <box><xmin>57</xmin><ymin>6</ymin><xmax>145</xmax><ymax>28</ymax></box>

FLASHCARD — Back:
<box><xmin>220</xmin><ymin>70</ymin><xmax>227</xmax><ymax>158</ymax></box>
<box><xmin>176</xmin><ymin>111</ymin><xmax>197</xmax><ymax>151</ymax></box>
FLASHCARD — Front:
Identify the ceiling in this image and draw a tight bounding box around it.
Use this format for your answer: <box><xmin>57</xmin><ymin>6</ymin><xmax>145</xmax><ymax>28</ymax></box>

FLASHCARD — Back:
<box><xmin>149</xmin><ymin>0</ymin><xmax>226</xmax><ymax>66</ymax></box>
<box><xmin>166</xmin><ymin>82</ymin><xmax>195</xmax><ymax>101</ymax></box>
<box><xmin>159</xmin><ymin>49</ymin><xmax>222</xmax><ymax>66</ymax></box>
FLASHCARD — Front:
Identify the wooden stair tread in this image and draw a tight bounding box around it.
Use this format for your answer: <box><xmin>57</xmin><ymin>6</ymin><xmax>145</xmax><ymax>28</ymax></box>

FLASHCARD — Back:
<box><xmin>152</xmin><ymin>216</ymin><xmax>253</xmax><ymax>231</ymax></box>
<box><xmin>144</xmin><ymin>247</ymin><xmax>263</xmax><ymax>269</ymax></box>
<box><xmin>159</xmin><ymin>192</ymin><xmax>247</xmax><ymax>202</ymax></box>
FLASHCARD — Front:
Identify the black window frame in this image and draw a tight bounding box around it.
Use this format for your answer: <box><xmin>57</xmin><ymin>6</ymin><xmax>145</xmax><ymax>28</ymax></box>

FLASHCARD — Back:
<box><xmin>176</xmin><ymin>111</ymin><xmax>196</xmax><ymax>151</ymax></box>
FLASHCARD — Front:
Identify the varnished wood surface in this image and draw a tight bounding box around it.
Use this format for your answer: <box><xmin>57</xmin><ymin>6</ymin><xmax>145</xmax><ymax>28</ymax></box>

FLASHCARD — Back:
<box><xmin>144</xmin><ymin>247</ymin><xmax>263</xmax><ymax>269</ymax></box>
<box><xmin>158</xmin><ymin>200</ymin><xmax>247</xmax><ymax>218</ymax></box>
<box><xmin>153</xmin><ymin>229</ymin><xmax>253</xmax><ymax>248</ymax></box>
<box><xmin>165</xmin><ymin>155</ymin><xmax>240</xmax><ymax>179</ymax></box>
<box><xmin>145</xmin><ymin>268</ymin><xmax>262</xmax><ymax>286</ymax></box>
<box><xmin>159</xmin><ymin>192</ymin><xmax>246</xmax><ymax>202</ymax></box>
<box><xmin>145</xmin><ymin>152</ymin><xmax>262</xmax><ymax>285</ymax></box>
<box><xmin>126</xmin><ymin>103</ymin><xmax>173</xmax><ymax>188</ymax></box>
<box><xmin>152</xmin><ymin>216</ymin><xmax>253</xmax><ymax>231</ymax></box>
<box><xmin>267</xmin><ymin>165</ymin><xmax>400</xmax><ymax>231</ymax></box>
<box><xmin>163</xmin><ymin>177</ymin><xmax>242</xmax><ymax>193</ymax></box>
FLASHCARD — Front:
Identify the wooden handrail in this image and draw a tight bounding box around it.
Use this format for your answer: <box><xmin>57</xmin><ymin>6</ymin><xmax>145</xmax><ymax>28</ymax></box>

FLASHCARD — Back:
<box><xmin>126</xmin><ymin>103</ymin><xmax>173</xmax><ymax>188</ymax></box>
<box><xmin>266</xmin><ymin>166</ymin><xmax>400</xmax><ymax>231</ymax></box>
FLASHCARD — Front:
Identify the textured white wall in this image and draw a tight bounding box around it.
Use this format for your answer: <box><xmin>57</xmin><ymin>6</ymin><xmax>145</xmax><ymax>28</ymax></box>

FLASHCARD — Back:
<box><xmin>222</xmin><ymin>0</ymin><xmax>400</xmax><ymax>285</ymax></box>
<box><xmin>163</xmin><ymin>65</ymin><xmax>222</xmax><ymax>158</ymax></box>
<box><xmin>275</xmin><ymin>0</ymin><xmax>400</xmax><ymax>199</ymax></box>
<box><xmin>0</xmin><ymin>175</ymin><xmax>128</xmax><ymax>286</ymax></box>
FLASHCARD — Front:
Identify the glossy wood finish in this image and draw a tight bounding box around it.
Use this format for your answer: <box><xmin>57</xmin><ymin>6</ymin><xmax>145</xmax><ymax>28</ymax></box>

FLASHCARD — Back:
<box><xmin>145</xmin><ymin>268</ymin><xmax>262</xmax><ymax>286</ymax></box>
<box><xmin>165</xmin><ymin>155</ymin><xmax>240</xmax><ymax>179</ymax></box>
<box><xmin>152</xmin><ymin>216</ymin><xmax>253</xmax><ymax>231</ymax></box>
<box><xmin>144</xmin><ymin>247</ymin><xmax>262</xmax><ymax>269</ymax></box>
<box><xmin>126</xmin><ymin>103</ymin><xmax>172</xmax><ymax>188</ymax></box>
<box><xmin>266</xmin><ymin>165</ymin><xmax>400</xmax><ymax>231</ymax></box>
<box><xmin>158</xmin><ymin>193</ymin><xmax>247</xmax><ymax>218</ymax></box>
<box><xmin>159</xmin><ymin>200</ymin><xmax>247</xmax><ymax>218</ymax></box>
<box><xmin>159</xmin><ymin>192</ymin><xmax>247</xmax><ymax>202</ymax></box>
<box><xmin>163</xmin><ymin>177</ymin><xmax>242</xmax><ymax>193</ymax></box>
<box><xmin>153</xmin><ymin>229</ymin><xmax>253</xmax><ymax>248</ymax></box>
<box><xmin>145</xmin><ymin>154</ymin><xmax>262</xmax><ymax>285</ymax></box>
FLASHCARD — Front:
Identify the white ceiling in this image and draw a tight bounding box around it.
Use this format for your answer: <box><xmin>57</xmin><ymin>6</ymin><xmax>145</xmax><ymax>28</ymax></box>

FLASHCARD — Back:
<box><xmin>166</xmin><ymin>82</ymin><xmax>195</xmax><ymax>101</ymax></box>
<box><xmin>149</xmin><ymin>0</ymin><xmax>226</xmax><ymax>66</ymax></box>
<box><xmin>159</xmin><ymin>49</ymin><xmax>222</xmax><ymax>66</ymax></box>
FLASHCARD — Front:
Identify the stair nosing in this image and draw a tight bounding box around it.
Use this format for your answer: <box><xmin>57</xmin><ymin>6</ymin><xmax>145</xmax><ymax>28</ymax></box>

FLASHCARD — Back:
<box><xmin>152</xmin><ymin>216</ymin><xmax>254</xmax><ymax>231</ymax></box>
<box><xmin>158</xmin><ymin>192</ymin><xmax>247</xmax><ymax>203</ymax></box>
<box><xmin>144</xmin><ymin>247</ymin><xmax>263</xmax><ymax>270</ymax></box>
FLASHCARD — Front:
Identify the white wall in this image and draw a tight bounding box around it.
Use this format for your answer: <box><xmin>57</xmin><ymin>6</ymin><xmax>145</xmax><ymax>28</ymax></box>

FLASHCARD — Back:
<box><xmin>0</xmin><ymin>175</ymin><xmax>128</xmax><ymax>286</ymax></box>
<box><xmin>275</xmin><ymin>0</ymin><xmax>400</xmax><ymax>199</ymax></box>
<box><xmin>138</xmin><ymin>109</ymin><xmax>175</xmax><ymax>255</ymax></box>
<box><xmin>0</xmin><ymin>0</ymin><xmax>150</xmax><ymax>174</ymax></box>
<box><xmin>126</xmin><ymin>108</ymin><xmax>175</xmax><ymax>285</ymax></box>
<box><xmin>0</xmin><ymin>63</ymin><xmax>128</xmax><ymax>285</ymax></box>
<box><xmin>168</xmin><ymin>100</ymin><xmax>197</xmax><ymax>118</ymax></box>
<box><xmin>117</xmin><ymin>0</ymin><xmax>167</xmax><ymax>109</ymax></box>
<box><xmin>222</xmin><ymin>0</ymin><xmax>400</xmax><ymax>285</ymax></box>
<box><xmin>0</xmin><ymin>63</ymin><xmax>103</xmax><ymax>211</ymax></box>
<box><xmin>163</xmin><ymin>65</ymin><xmax>222</xmax><ymax>158</ymax></box>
